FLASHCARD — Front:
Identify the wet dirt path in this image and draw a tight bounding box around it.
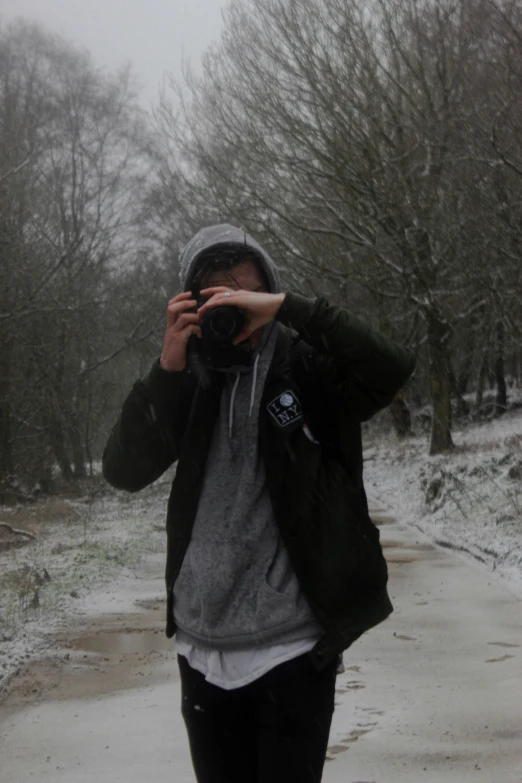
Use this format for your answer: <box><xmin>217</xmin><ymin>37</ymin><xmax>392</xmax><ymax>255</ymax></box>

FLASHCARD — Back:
<box><xmin>1</xmin><ymin>510</ymin><xmax>521</xmax><ymax>783</ymax></box>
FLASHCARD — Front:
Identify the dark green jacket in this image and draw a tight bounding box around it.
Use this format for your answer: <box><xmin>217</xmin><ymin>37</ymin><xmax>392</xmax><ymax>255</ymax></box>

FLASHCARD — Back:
<box><xmin>103</xmin><ymin>293</ymin><xmax>416</xmax><ymax>670</ymax></box>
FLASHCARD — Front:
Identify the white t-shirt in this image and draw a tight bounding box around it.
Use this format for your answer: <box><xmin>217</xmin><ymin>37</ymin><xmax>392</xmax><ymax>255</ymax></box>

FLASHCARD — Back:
<box><xmin>175</xmin><ymin>631</ymin><xmax>321</xmax><ymax>690</ymax></box>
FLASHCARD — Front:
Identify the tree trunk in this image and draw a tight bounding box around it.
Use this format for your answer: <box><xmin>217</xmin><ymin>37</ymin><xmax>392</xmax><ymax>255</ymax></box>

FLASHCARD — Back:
<box><xmin>69</xmin><ymin>420</ymin><xmax>87</xmax><ymax>479</ymax></box>
<box><xmin>457</xmin><ymin>333</ymin><xmax>475</xmax><ymax>397</ymax></box>
<box><xmin>448</xmin><ymin>358</ymin><xmax>470</xmax><ymax>417</ymax></box>
<box><xmin>0</xmin><ymin>343</ymin><xmax>13</xmax><ymax>496</ymax></box>
<box><xmin>0</xmin><ymin>392</ymin><xmax>13</xmax><ymax>481</ymax></box>
<box><xmin>427</xmin><ymin>313</ymin><xmax>454</xmax><ymax>455</ymax></box>
<box><xmin>389</xmin><ymin>394</ymin><xmax>412</xmax><ymax>437</ymax></box>
<box><xmin>84</xmin><ymin>372</ymin><xmax>94</xmax><ymax>476</ymax></box>
<box><xmin>475</xmin><ymin>319</ymin><xmax>491</xmax><ymax>412</ymax></box>
<box><xmin>38</xmin><ymin>445</ymin><xmax>55</xmax><ymax>495</ymax></box>
<box><xmin>49</xmin><ymin>420</ymin><xmax>74</xmax><ymax>480</ymax></box>
<box><xmin>508</xmin><ymin>351</ymin><xmax>518</xmax><ymax>388</ymax></box>
<box><xmin>495</xmin><ymin>320</ymin><xmax>507</xmax><ymax>415</ymax></box>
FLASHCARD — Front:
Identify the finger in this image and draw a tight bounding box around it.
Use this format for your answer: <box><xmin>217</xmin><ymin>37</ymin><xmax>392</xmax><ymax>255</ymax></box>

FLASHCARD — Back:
<box><xmin>197</xmin><ymin>293</ymin><xmax>239</xmax><ymax>315</ymax></box>
<box><xmin>172</xmin><ymin>312</ymin><xmax>201</xmax><ymax>333</ymax></box>
<box><xmin>167</xmin><ymin>299</ymin><xmax>197</xmax><ymax>326</ymax></box>
<box><xmin>199</xmin><ymin>286</ymin><xmax>235</xmax><ymax>296</ymax></box>
<box><xmin>179</xmin><ymin>323</ymin><xmax>202</xmax><ymax>343</ymax></box>
<box><xmin>232</xmin><ymin>325</ymin><xmax>254</xmax><ymax>345</ymax></box>
<box><xmin>167</xmin><ymin>299</ymin><xmax>197</xmax><ymax>315</ymax></box>
<box><xmin>167</xmin><ymin>291</ymin><xmax>194</xmax><ymax>306</ymax></box>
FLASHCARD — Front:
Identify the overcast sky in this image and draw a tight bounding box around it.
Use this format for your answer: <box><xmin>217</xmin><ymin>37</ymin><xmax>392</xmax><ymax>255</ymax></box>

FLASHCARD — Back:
<box><xmin>1</xmin><ymin>0</ymin><xmax>227</xmax><ymax>107</ymax></box>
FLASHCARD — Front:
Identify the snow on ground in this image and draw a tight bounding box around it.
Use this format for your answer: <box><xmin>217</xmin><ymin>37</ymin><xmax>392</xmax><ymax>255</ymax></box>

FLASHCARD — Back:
<box><xmin>364</xmin><ymin>403</ymin><xmax>522</xmax><ymax>598</ymax></box>
<box><xmin>1</xmin><ymin>401</ymin><xmax>521</xmax><ymax>702</ymax></box>
<box><xmin>0</xmin><ymin>469</ymin><xmax>174</xmax><ymax>699</ymax></box>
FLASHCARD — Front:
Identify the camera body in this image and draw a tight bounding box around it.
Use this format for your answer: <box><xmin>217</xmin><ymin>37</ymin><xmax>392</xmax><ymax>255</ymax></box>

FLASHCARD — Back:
<box><xmin>189</xmin><ymin>287</ymin><xmax>251</xmax><ymax>371</ymax></box>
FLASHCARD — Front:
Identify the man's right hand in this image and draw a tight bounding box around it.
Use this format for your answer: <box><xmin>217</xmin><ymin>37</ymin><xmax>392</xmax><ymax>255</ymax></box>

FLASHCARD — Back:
<box><xmin>160</xmin><ymin>292</ymin><xmax>202</xmax><ymax>373</ymax></box>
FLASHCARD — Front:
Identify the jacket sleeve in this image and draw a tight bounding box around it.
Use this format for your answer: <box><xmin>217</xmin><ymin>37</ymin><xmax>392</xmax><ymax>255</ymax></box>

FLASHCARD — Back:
<box><xmin>102</xmin><ymin>359</ymin><xmax>191</xmax><ymax>492</ymax></box>
<box><xmin>277</xmin><ymin>292</ymin><xmax>416</xmax><ymax>422</ymax></box>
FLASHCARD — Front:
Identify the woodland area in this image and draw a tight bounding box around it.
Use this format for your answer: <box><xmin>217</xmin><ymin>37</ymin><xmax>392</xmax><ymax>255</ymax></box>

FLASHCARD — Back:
<box><xmin>1</xmin><ymin>0</ymin><xmax>521</xmax><ymax>500</ymax></box>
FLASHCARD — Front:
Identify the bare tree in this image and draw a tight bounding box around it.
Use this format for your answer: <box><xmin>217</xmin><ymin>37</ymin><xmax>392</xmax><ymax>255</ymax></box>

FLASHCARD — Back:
<box><xmin>153</xmin><ymin>0</ymin><xmax>522</xmax><ymax>453</ymax></box>
<box><xmin>0</xmin><ymin>21</ymin><xmax>158</xmax><ymax>496</ymax></box>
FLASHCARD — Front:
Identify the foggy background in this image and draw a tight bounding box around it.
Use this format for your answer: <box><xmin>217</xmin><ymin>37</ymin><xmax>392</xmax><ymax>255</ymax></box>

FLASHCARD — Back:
<box><xmin>1</xmin><ymin>0</ymin><xmax>521</xmax><ymax>499</ymax></box>
<box><xmin>1</xmin><ymin>0</ymin><xmax>225</xmax><ymax>104</ymax></box>
<box><xmin>1</xmin><ymin>9</ymin><xmax>521</xmax><ymax>779</ymax></box>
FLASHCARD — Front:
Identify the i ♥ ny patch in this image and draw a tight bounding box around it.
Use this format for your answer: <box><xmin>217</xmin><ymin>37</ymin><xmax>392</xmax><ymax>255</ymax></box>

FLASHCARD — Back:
<box><xmin>267</xmin><ymin>390</ymin><xmax>302</xmax><ymax>427</ymax></box>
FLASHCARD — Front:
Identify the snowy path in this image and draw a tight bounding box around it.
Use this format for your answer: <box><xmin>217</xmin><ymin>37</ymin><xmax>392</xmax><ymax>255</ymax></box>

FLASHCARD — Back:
<box><xmin>1</xmin><ymin>509</ymin><xmax>521</xmax><ymax>783</ymax></box>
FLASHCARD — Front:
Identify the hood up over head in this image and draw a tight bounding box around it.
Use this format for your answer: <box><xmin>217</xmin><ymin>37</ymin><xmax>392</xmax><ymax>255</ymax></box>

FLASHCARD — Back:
<box><xmin>179</xmin><ymin>224</ymin><xmax>281</xmax><ymax>296</ymax></box>
<box><xmin>179</xmin><ymin>225</ymin><xmax>282</xmax><ymax>437</ymax></box>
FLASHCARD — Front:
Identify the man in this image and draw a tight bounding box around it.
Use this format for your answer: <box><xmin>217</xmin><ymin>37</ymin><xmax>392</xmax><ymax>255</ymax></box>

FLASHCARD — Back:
<box><xmin>102</xmin><ymin>224</ymin><xmax>416</xmax><ymax>783</ymax></box>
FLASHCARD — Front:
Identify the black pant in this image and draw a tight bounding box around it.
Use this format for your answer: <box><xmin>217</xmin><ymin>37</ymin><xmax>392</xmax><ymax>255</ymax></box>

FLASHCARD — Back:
<box><xmin>178</xmin><ymin>652</ymin><xmax>337</xmax><ymax>783</ymax></box>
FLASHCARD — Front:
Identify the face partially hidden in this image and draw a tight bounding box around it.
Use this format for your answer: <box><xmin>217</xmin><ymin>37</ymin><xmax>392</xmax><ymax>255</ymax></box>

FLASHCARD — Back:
<box><xmin>206</xmin><ymin>259</ymin><xmax>269</xmax><ymax>350</ymax></box>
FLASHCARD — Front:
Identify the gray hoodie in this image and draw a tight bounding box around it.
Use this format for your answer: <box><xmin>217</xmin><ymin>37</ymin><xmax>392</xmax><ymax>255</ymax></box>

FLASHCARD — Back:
<box><xmin>173</xmin><ymin>224</ymin><xmax>322</xmax><ymax>648</ymax></box>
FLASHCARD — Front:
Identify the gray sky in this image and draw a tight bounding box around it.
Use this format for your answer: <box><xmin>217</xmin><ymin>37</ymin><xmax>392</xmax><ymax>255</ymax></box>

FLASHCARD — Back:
<box><xmin>1</xmin><ymin>0</ymin><xmax>227</xmax><ymax>106</ymax></box>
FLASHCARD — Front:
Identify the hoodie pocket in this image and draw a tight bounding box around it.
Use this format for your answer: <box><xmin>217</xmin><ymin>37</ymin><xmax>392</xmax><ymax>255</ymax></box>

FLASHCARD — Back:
<box><xmin>256</xmin><ymin>538</ymin><xmax>298</xmax><ymax>624</ymax></box>
<box><xmin>256</xmin><ymin>579</ymin><xmax>298</xmax><ymax>625</ymax></box>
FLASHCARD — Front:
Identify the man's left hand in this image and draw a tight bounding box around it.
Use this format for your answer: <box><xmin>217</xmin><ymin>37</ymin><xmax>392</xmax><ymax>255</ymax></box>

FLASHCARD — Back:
<box><xmin>198</xmin><ymin>287</ymin><xmax>285</xmax><ymax>345</ymax></box>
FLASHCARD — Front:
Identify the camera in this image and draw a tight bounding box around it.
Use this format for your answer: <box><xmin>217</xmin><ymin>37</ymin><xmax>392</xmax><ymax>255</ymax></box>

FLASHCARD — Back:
<box><xmin>195</xmin><ymin>294</ymin><xmax>246</xmax><ymax>345</ymax></box>
<box><xmin>189</xmin><ymin>287</ymin><xmax>252</xmax><ymax>372</ymax></box>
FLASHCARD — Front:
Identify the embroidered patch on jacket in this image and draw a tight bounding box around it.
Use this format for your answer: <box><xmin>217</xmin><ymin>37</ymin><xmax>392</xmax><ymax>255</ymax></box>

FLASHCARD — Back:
<box><xmin>267</xmin><ymin>390</ymin><xmax>303</xmax><ymax>427</ymax></box>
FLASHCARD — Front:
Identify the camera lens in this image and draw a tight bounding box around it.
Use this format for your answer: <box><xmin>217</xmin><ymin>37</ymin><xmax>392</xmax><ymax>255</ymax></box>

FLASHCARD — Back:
<box><xmin>209</xmin><ymin>308</ymin><xmax>236</xmax><ymax>338</ymax></box>
<box><xmin>204</xmin><ymin>306</ymin><xmax>245</xmax><ymax>344</ymax></box>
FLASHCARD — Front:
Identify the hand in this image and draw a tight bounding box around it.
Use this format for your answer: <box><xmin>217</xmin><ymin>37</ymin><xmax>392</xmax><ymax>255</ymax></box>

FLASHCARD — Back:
<box><xmin>198</xmin><ymin>287</ymin><xmax>286</xmax><ymax>345</ymax></box>
<box><xmin>160</xmin><ymin>292</ymin><xmax>202</xmax><ymax>372</ymax></box>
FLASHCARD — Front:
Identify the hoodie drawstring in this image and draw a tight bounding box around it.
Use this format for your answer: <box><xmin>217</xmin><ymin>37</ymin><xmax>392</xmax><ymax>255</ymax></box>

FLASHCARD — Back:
<box><xmin>229</xmin><ymin>373</ymin><xmax>241</xmax><ymax>439</ymax></box>
<box><xmin>249</xmin><ymin>354</ymin><xmax>260</xmax><ymax>418</ymax></box>
<box><xmin>228</xmin><ymin>353</ymin><xmax>261</xmax><ymax>438</ymax></box>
